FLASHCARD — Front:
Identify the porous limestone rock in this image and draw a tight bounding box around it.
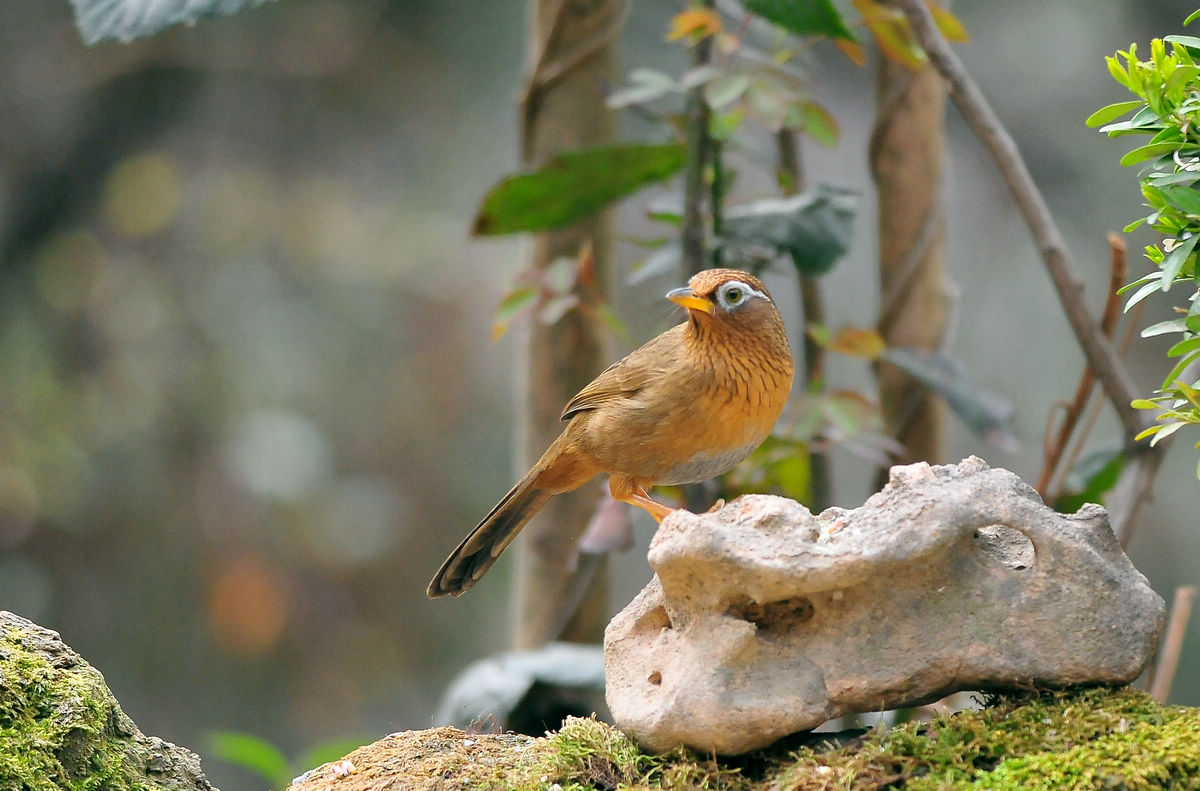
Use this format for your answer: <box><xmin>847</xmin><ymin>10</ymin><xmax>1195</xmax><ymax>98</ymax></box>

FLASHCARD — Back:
<box><xmin>604</xmin><ymin>457</ymin><xmax>1166</xmax><ymax>755</ymax></box>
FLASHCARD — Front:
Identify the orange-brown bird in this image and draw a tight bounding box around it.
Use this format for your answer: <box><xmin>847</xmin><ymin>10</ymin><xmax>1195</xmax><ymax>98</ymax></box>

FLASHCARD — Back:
<box><xmin>427</xmin><ymin>268</ymin><xmax>794</xmax><ymax>597</ymax></box>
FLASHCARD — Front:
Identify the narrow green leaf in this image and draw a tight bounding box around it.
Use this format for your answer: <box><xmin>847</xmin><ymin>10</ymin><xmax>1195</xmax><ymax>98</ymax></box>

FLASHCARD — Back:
<box><xmin>1148</xmin><ymin>171</ymin><xmax>1200</xmax><ymax>187</ymax></box>
<box><xmin>1131</xmin><ymin>398</ymin><xmax>1163</xmax><ymax>409</ymax></box>
<box><xmin>1186</xmin><ymin>9</ymin><xmax>1200</xmax><ymax>25</ymax></box>
<box><xmin>473</xmin><ymin>144</ymin><xmax>687</xmax><ymax>235</ymax></box>
<box><xmin>1150</xmin><ymin>420</ymin><xmax>1187</xmax><ymax>445</ymax></box>
<box><xmin>1167</xmin><ymin>336</ymin><xmax>1200</xmax><ymax>357</ymax></box>
<box><xmin>1160</xmin><ymin>185</ymin><xmax>1200</xmax><ymax>215</ymax></box>
<box><xmin>1161</xmin><ymin>234</ymin><xmax>1199</xmax><ymax>288</ymax></box>
<box><xmin>1165</xmin><ymin>34</ymin><xmax>1200</xmax><ymax>49</ymax></box>
<box><xmin>1106</xmin><ymin>55</ymin><xmax>1132</xmax><ymax>90</ymax></box>
<box><xmin>1141</xmin><ymin>318</ymin><xmax>1190</xmax><ymax>337</ymax></box>
<box><xmin>1085</xmin><ymin>100</ymin><xmax>1144</xmax><ymax>127</ymax></box>
<box><xmin>1162</xmin><ymin>348</ymin><xmax>1200</xmax><ymax>390</ymax></box>
<box><xmin>207</xmin><ymin>731</ymin><xmax>292</xmax><ymax>787</ymax></box>
<box><xmin>1123</xmin><ymin>279</ymin><xmax>1163</xmax><ymax>311</ymax></box>
<box><xmin>1134</xmin><ymin>424</ymin><xmax>1163</xmax><ymax>442</ymax></box>
<box><xmin>1120</xmin><ymin>142</ymin><xmax>1183</xmax><ymax>166</ymax></box>
<box><xmin>744</xmin><ymin>0</ymin><xmax>857</xmax><ymax>42</ymax></box>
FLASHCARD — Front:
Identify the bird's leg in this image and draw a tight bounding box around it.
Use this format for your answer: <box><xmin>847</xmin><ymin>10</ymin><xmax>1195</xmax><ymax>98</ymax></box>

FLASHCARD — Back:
<box><xmin>609</xmin><ymin>479</ymin><xmax>675</xmax><ymax>524</ymax></box>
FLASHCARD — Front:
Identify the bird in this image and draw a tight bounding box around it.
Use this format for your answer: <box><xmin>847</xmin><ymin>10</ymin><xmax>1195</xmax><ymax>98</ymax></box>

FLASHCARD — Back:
<box><xmin>427</xmin><ymin>268</ymin><xmax>794</xmax><ymax>598</ymax></box>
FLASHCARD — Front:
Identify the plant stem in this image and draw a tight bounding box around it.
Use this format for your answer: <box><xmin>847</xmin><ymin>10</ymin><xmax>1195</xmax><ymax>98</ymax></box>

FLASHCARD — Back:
<box><xmin>1149</xmin><ymin>585</ymin><xmax>1197</xmax><ymax>702</ymax></box>
<box><xmin>1036</xmin><ymin>234</ymin><xmax>1126</xmax><ymax>500</ymax></box>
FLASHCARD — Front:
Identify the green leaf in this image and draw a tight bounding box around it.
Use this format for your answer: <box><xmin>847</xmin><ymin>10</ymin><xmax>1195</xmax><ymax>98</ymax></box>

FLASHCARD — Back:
<box><xmin>1135</xmin><ymin>424</ymin><xmax>1164</xmax><ymax>442</ymax></box>
<box><xmin>1054</xmin><ymin>446</ymin><xmax>1125</xmax><ymax>513</ymax></box>
<box><xmin>1120</xmin><ymin>142</ymin><xmax>1184</xmax><ymax>166</ymax></box>
<box><xmin>1160</xmin><ymin>185</ymin><xmax>1200</xmax><ymax>215</ymax></box>
<box><xmin>1162</xmin><ymin>348</ymin><xmax>1200</xmax><ymax>390</ymax></box>
<box><xmin>1150</xmin><ymin>420</ymin><xmax>1187</xmax><ymax>446</ymax></box>
<box><xmin>1186</xmin><ymin>9</ymin><xmax>1200</xmax><ymax>25</ymax></box>
<box><xmin>1131</xmin><ymin>398</ymin><xmax>1164</xmax><ymax>409</ymax></box>
<box><xmin>1123</xmin><ymin>279</ymin><xmax>1164</xmax><ymax>312</ymax></box>
<box><xmin>800</xmin><ymin>101</ymin><xmax>839</xmax><ymax>147</ymax></box>
<box><xmin>721</xmin><ymin>184</ymin><xmax>856</xmax><ymax>276</ymax></box>
<box><xmin>1085</xmin><ymin>100</ymin><xmax>1144</xmax><ymax>128</ymax></box>
<box><xmin>207</xmin><ymin>731</ymin><xmax>292</xmax><ymax>787</ymax></box>
<box><xmin>1141</xmin><ymin>318</ymin><xmax>1190</xmax><ymax>337</ymax></box>
<box><xmin>744</xmin><ymin>0</ymin><xmax>857</xmax><ymax>42</ymax></box>
<box><xmin>1167</xmin><ymin>336</ymin><xmax>1200</xmax><ymax>357</ymax></box>
<box><xmin>1165</xmin><ymin>34</ymin><xmax>1200</xmax><ymax>50</ymax></box>
<box><xmin>473</xmin><ymin>144</ymin><xmax>686</xmax><ymax>235</ymax></box>
<box><xmin>880</xmin><ymin>347</ymin><xmax>1017</xmax><ymax>450</ymax></box>
<box><xmin>1161</xmin><ymin>234</ymin><xmax>1199</xmax><ymax>288</ymax></box>
<box><xmin>1147</xmin><ymin>170</ymin><xmax>1200</xmax><ymax>187</ymax></box>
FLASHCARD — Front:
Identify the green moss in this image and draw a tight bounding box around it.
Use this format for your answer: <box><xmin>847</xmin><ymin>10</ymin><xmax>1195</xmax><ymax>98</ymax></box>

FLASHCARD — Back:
<box><xmin>0</xmin><ymin>623</ymin><xmax>151</xmax><ymax>791</ymax></box>
<box><xmin>498</xmin><ymin>687</ymin><xmax>1200</xmax><ymax>790</ymax></box>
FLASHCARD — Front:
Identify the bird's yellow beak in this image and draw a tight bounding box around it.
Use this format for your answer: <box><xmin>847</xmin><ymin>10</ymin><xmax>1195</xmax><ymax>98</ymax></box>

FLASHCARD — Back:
<box><xmin>666</xmin><ymin>286</ymin><xmax>713</xmax><ymax>314</ymax></box>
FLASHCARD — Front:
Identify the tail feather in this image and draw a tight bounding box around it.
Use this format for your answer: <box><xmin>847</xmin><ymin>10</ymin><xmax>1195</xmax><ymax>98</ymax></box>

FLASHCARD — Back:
<box><xmin>426</xmin><ymin>473</ymin><xmax>553</xmax><ymax>597</ymax></box>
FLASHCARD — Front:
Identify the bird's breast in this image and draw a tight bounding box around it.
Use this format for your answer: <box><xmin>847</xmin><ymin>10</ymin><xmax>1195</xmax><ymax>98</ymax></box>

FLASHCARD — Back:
<box><xmin>655</xmin><ymin>443</ymin><xmax>760</xmax><ymax>486</ymax></box>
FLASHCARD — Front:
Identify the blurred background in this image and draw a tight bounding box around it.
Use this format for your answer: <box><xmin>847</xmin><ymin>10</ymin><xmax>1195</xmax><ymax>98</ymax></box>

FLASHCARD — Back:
<box><xmin>1</xmin><ymin>1</ymin><xmax>1197</xmax><ymax>789</ymax></box>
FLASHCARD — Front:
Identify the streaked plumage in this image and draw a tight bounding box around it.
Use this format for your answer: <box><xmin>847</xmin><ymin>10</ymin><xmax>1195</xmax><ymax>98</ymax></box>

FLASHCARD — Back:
<box><xmin>427</xmin><ymin>269</ymin><xmax>793</xmax><ymax>597</ymax></box>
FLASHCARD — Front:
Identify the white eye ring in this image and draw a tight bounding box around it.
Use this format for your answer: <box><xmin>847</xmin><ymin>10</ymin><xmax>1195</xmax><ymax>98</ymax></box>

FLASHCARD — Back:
<box><xmin>716</xmin><ymin>280</ymin><xmax>767</xmax><ymax>311</ymax></box>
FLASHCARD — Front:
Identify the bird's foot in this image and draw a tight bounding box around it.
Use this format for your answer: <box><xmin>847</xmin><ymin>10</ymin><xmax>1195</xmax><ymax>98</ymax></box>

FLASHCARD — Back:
<box><xmin>705</xmin><ymin>498</ymin><xmax>725</xmax><ymax>514</ymax></box>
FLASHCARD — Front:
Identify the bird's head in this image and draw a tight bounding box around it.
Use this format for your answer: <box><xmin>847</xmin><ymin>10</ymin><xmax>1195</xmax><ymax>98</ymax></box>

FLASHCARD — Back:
<box><xmin>666</xmin><ymin>268</ymin><xmax>780</xmax><ymax>330</ymax></box>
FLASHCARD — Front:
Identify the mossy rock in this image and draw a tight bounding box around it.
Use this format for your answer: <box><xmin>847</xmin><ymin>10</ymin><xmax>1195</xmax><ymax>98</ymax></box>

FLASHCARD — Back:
<box><xmin>292</xmin><ymin>686</ymin><xmax>1200</xmax><ymax>790</ymax></box>
<box><xmin>0</xmin><ymin>611</ymin><xmax>215</xmax><ymax>791</ymax></box>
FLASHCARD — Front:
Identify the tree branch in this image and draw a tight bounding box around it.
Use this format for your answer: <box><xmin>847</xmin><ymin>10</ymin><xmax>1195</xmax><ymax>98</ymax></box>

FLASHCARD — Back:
<box><xmin>894</xmin><ymin>0</ymin><xmax>1148</xmax><ymax>440</ymax></box>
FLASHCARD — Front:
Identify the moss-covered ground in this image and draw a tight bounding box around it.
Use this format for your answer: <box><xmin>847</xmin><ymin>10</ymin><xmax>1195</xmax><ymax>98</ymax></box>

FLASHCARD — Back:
<box><xmin>293</xmin><ymin>686</ymin><xmax>1200</xmax><ymax>790</ymax></box>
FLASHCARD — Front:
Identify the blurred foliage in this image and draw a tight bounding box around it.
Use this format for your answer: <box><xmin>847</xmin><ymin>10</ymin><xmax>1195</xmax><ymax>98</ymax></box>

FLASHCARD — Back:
<box><xmin>1093</xmin><ymin>22</ymin><xmax>1200</xmax><ymax>476</ymax></box>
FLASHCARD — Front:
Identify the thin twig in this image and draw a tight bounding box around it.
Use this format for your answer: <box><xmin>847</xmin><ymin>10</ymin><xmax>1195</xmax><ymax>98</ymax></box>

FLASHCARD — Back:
<box><xmin>1149</xmin><ymin>585</ymin><xmax>1197</xmax><ymax>702</ymax></box>
<box><xmin>1037</xmin><ymin>234</ymin><xmax>1127</xmax><ymax>500</ymax></box>
<box><xmin>894</xmin><ymin>0</ymin><xmax>1147</xmax><ymax>439</ymax></box>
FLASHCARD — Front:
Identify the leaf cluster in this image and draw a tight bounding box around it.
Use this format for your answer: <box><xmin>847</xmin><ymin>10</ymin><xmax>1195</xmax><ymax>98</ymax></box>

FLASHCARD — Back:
<box><xmin>1091</xmin><ymin>21</ymin><xmax>1200</xmax><ymax>475</ymax></box>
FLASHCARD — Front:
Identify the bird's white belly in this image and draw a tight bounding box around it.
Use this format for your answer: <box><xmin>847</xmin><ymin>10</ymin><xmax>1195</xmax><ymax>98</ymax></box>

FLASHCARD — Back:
<box><xmin>657</xmin><ymin>443</ymin><xmax>758</xmax><ymax>486</ymax></box>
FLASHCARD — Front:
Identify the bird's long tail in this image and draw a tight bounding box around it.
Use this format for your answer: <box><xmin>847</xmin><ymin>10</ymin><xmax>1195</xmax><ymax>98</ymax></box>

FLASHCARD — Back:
<box><xmin>426</xmin><ymin>470</ymin><xmax>554</xmax><ymax>597</ymax></box>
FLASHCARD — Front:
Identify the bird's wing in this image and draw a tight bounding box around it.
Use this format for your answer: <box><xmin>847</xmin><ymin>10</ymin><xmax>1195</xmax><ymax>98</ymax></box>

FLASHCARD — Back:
<box><xmin>560</xmin><ymin>323</ymin><xmax>684</xmax><ymax>420</ymax></box>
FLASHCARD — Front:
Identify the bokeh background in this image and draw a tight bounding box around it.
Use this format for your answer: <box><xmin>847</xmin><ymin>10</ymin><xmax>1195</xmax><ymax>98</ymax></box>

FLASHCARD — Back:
<box><xmin>1</xmin><ymin>2</ymin><xmax>1197</xmax><ymax>789</ymax></box>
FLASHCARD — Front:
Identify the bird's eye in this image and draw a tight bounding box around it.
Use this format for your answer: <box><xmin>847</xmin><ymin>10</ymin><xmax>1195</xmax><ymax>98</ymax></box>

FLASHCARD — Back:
<box><xmin>724</xmin><ymin>286</ymin><xmax>744</xmax><ymax>304</ymax></box>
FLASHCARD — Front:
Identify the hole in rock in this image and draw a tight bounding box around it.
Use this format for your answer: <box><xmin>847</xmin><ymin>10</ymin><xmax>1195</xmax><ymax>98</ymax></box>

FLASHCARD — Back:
<box><xmin>726</xmin><ymin>595</ymin><xmax>814</xmax><ymax>633</ymax></box>
<box><xmin>973</xmin><ymin>524</ymin><xmax>1035</xmax><ymax>570</ymax></box>
<box><xmin>647</xmin><ymin>670</ymin><xmax>662</xmax><ymax>686</ymax></box>
<box><xmin>638</xmin><ymin>605</ymin><xmax>672</xmax><ymax>632</ymax></box>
